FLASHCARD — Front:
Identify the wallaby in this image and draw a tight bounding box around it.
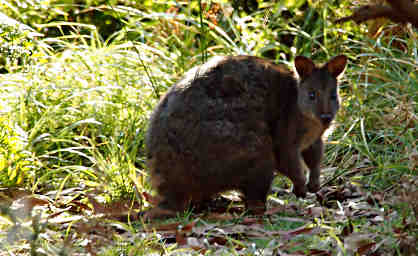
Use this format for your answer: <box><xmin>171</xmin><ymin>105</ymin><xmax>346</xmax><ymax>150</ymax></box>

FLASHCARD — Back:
<box><xmin>144</xmin><ymin>55</ymin><xmax>347</xmax><ymax>219</ymax></box>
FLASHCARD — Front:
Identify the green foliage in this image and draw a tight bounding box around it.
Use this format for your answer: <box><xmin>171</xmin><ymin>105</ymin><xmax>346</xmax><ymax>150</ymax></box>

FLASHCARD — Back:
<box><xmin>0</xmin><ymin>0</ymin><xmax>417</xmax><ymax>254</ymax></box>
<box><xmin>0</xmin><ymin>117</ymin><xmax>35</xmax><ymax>186</ymax></box>
<box><xmin>0</xmin><ymin>24</ymin><xmax>35</xmax><ymax>73</ymax></box>
<box><xmin>1</xmin><ymin>0</ymin><xmax>126</xmax><ymax>39</ymax></box>
<box><xmin>1</xmin><ymin>0</ymin><xmax>415</xmax><ymax>204</ymax></box>
<box><xmin>1</xmin><ymin>41</ymin><xmax>161</xmax><ymax>195</ymax></box>
<box><xmin>325</xmin><ymin>29</ymin><xmax>417</xmax><ymax>190</ymax></box>
<box><xmin>100</xmin><ymin>234</ymin><xmax>179</xmax><ymax>256</ymax></box>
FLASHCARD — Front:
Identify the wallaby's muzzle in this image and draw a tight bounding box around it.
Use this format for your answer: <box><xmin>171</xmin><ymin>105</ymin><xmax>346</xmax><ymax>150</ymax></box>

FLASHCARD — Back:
<box><xmin>320</xmin><ymin>113</ymin><xmax>333</xmax><ymax>125</ymax></box>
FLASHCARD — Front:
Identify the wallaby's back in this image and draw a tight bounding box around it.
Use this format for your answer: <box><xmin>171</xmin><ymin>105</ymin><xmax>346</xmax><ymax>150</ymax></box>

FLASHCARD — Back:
<box><xmin>146</xmin><ymin>56</ymin><xmax>296</xmax><ymax>155</ymax></box>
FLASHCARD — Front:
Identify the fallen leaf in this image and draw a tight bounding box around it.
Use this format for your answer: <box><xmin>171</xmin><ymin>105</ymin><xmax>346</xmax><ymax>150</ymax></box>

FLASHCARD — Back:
<box><xmin>208</xmin><ymin>236</ymin><xmax>228</xmax><ymax>246</ymax></box>
<box><xmin>86</xmin><ymin>194</ymin><xmax>139</xmax><ymax>221</ymax></box>
<box><xmin>9</xmin><ymin>195</ymin><xmax>52</xmax><ymax>219</ymax></box>
<box><xmin>148</xmin><ymin>222</ymin><xmax>181</xmax><ymax>232</ymax></box>
<box><xmin>204</xmin><ymin>213</ymin><xmax>236</xmax><ymax>221</ymax></box>
<box><xmin>309</xmin><ymin>249</ymin><xmax>332</xmax><ymax>255</ymax></box>
<box><xmin>305</xmin><ymin>206</ymin><xmax>324</xmax><ymax>218</ymax></box>
<box><xmin>241</xmin><ymin>217</ymin><xmax>263</xmax><ymax>225</ymax></box>
<box><xmin>370</xmin><ymin>215</ymin><xmax>384</xmax><ymax>224</ymax></box>
<box><xmin>344</xmin><ymin>233</ymin><xmax>375</xmax><ymax>254</ymax></box>
<box><xmin>399</xmin><ymin>235</ymin><xmax>417</xmax><ymax>255</ymax></box>
<box><xmin>142</xmin><ymin>192</ymin><xmax>160</xmax><ymax>205</ymax></box>
<box><xmin>187</xmin><ymin>237</ymin><xmax>206</xmax><ymax>253</ymax></box>
<box><xmin>68</xmin><ymin>200</ymin><xmax>92</xmax><ymax>214</ymax></box>
<box><xmin>265</xmin><ymin>205</ymin><xmax>287</xmax><ymax>215</ymax></box>
<box><xmin>0</xmin><ymin>188</ymin><xmax>31</xmax><ymax>205</ymax></box>
<box><xmin>287</xmin><ymin>226</ymin><xmax>315</xmax><ymax>236</ymax></box>
<box><xmin>409</xmin><ymin>148</ymin><xmax>418</xmax><ymax>170</ymax></box>
<box><xmin>175</xmin><ymin>227</ymin><xmax>187</xmax><ymax>246</ymax></box>
<box><xmin>357</xmin><ymin>242</ymin><xmax>376</xmax><ymax>255</ymax></box>
<box><xmin>181</xmin><ymin>221</ymin><xmax>196</xmax><ymax>233</ymax></box>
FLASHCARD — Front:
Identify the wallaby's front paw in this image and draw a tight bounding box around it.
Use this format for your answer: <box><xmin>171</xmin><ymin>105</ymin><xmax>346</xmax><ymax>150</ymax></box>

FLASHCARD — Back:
<box><xmin>293</xmin><ymin>185</ymin><xmax>307</xmax><ymax>198</ymax></box>
<box><xmin>307</xmin><ymin>180</ymin><xmax>320</xmax><ymax>193</ymax></box>
<box><xmin>246</xmin><ymin>200</ymin><xmax>266</xmax><ymax>215</ymax></box>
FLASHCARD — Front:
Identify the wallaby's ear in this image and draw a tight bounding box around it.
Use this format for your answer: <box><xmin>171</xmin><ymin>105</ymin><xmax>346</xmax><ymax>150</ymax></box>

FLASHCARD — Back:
<box><xmin>295</xmin><ymin>56</ymin><xmax>315</xmax><ymax>79</ymax></box>
<box><xmin>326</xmin><ymin>55</ymin><xmax>347</xmax><ymax>78</ymax></box>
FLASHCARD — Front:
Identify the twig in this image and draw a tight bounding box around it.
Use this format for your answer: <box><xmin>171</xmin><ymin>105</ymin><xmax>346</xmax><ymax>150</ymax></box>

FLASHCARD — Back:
<box><xmin>336</xmin><ymin>0</ymin><xmax>418</xmax><ymax>28</ymax></box>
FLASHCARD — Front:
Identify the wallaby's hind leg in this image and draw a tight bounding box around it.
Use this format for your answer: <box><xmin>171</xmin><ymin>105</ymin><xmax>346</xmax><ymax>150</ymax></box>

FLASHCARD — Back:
<box><xmin>302</xmin><ymin>139</ymin><xmax>323</xmax><ymax>193</ymax></box>
<box><xmin>142</xmin><ymin>168</ymin><xmax>190</xmax><ymax>220</ymax></box>
<box><xmin>142</xmin><ymin>192</ymin><xmax>189</xmax><ymax>220</ymax></box>
<box><xmin>242</xmin><ymin>155</ymin><xmax>275</xmax><ymax>215</ymax></box>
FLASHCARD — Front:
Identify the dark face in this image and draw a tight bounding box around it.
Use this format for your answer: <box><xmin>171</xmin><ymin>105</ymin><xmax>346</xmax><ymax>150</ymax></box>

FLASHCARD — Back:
<box><xmin>297</xmin><ymin>68</ymin><xmax>340</xmax><ymax>127</ymax></box>
<box><xmin>294</xmin><ymin>55</ymin><xmax>347</xmax><ymax>127</ymax></box>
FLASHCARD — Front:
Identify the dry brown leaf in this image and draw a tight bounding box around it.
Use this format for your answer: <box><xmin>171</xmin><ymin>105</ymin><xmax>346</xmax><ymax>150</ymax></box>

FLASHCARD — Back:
<box><xmin>47</xmin><ymin>206</ymin><xmax>72</xmax><ymax>219</ymax></box>
<box><xmin>142</xmin><ymin>191</ymin><xmax>160</xmax><ymax>205</ymax></box>
<box><xmin>287</xmin><ymin>225</ymin><xmax>315</xmax><ymax>236</ymax></box>
<box><xmin>175</xmin><ymin>227</ymin><xmax>187</xmax><ymax>246</ymax></box>
<box><xmin>9</xmin><ymin>195</ymin><xmax>52</xmax><ymax>219</ymax></box>
<box><xmin>399</xmin><ymin>235</ymin><xmax>417</xmax><ymax>255</ymax></box>
<box><xmin>175</xmin><ymin>222</ymin><xmax>207</xmax><ymax>252</ymax></box>
<box><xmin>409</xmin><ymin>148</ymin><xmax>418</xmax><ymax>170</ymax></box>
<box><xmin>305</xmin><ymin>206</ymin><xmax>324</xmax><ymax>218</ymax></box>
<box><xmin>147</xmin><ymin>222</ymin><xmax>181</xmax><ymax>232</ymax></box>
<box><xmin>204</xmin><ymin>212</ymin><xmax>236</xmax><ymax>221</ymax></box>
<box><xmin>344</xmin><ymin>233</ymin><xmax>376</xmax><ymax>254</ymax></box>
<box><xmin>357</xmin><ymin>242</ymin><xmax>377</xmax><ymax>255</ymax></box>
<box><xmin>265</xmin><ymin>205</ymin><xmax>287</xmax><ymax>215</ymax></box>
<box><xmin>86</xmin><ymin>194</ymin><xmax>139</xmax><ymax>221</ymax></box>
<box><xmin>241</xmin><ymin>217</ymin><xmax>263</xmax><ymax>225</ymax></box>
<box><xmin>69</xmin><ymin>201</ymin><xmax>91</xmax><ymax>212</ymax></box>
<box><xmin>71</xmin><ymin>221</ymin><xmax>90</xmax><ymax>234</ymax></box>
<box><xmin>181</xmin><ymin>221</ymin><xmax>196</xmax><ymax>233</ymax></box>
<box><xmin>188</xmin><ymin>241</ymin><xmax>207</xmax><ymax>254</ymax></box>
<box><xmin>208</xmin><ymin>236</ymin><xmax>228</xmax><ymax>246</ymax></box>
<box><xmin>309</xmin><ymin>249</ymin><xmax>332</xmax><ymax>255</ymax></box>
<box><xmin>145</xmin><ymin>221</ymin><xmax>197</xmax><ymax>234</ymax></box>
<box><xmin>0</xmin><ymin>188</ymin><xmax>32</xmax><ymax>205</ymax></box>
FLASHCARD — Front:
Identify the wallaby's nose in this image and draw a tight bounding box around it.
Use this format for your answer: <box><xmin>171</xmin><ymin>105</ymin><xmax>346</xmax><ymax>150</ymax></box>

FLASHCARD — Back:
<box><xmin>320</xmin><ymin>113</ymin><xmax>333</xmax><ymax>125</ymax></box>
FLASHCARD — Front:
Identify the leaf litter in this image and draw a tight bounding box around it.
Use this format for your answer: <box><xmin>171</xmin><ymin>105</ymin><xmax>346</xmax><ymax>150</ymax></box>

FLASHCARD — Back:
<box><xmin>1</xmin><ymin>174</ymin><xmax>417</xmax><ymax>255</ymax></box>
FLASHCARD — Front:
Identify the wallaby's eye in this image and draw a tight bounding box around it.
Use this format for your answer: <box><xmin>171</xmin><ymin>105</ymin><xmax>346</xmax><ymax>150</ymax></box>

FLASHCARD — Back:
<box><xmin>330</xmin><ymin>90</ymin><xmax>337</xmax><ymax>100</ymax></box>
<box><xmin>308</xmin><ymin>91</ymin><xmax>316</xmax><ymax>101</ymax></box>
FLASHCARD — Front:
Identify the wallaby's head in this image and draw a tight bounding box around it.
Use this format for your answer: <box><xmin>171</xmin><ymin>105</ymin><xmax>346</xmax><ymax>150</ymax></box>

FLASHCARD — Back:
<box><xmin>294</xmin><ymin>55</ymin><xmax>347</xmax><ymax>127</ymax></box>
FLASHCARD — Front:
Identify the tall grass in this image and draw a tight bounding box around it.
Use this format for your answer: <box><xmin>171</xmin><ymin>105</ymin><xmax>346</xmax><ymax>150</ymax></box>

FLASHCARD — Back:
<box><xmin>1</xmin><ymin>0</ymin><xmax>416</xmax><ymax>214</ymax></box>
<box><xmin>324</xmin><ymin>27</ymin><xmax>417</xmax><ymax>190</ymax></box>
<box><xmin>0</xmin><ymin>0</ymin><xmax>416</xmax><ymax>254</ymax></box>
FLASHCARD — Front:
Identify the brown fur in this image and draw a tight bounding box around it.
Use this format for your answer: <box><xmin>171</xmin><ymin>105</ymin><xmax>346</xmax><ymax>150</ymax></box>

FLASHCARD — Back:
<box><xmin>144</xmin><ymin>55</ymin><xmax>347</xmax><ymax>219</ymax></box>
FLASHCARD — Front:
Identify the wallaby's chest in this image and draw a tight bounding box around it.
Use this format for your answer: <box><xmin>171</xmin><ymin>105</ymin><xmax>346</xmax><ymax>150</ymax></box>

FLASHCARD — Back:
<box><xmin>296</xmin><ymin>117</ymin><xmax>324</xmax><ymax>151</ymax></box>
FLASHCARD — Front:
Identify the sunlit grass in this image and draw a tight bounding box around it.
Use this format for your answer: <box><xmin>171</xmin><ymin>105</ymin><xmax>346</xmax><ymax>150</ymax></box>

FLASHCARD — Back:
<box><xmin>0</xmin><ymin>1</ymin><xmax>416</xmax><ymax>255</ymax></box>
